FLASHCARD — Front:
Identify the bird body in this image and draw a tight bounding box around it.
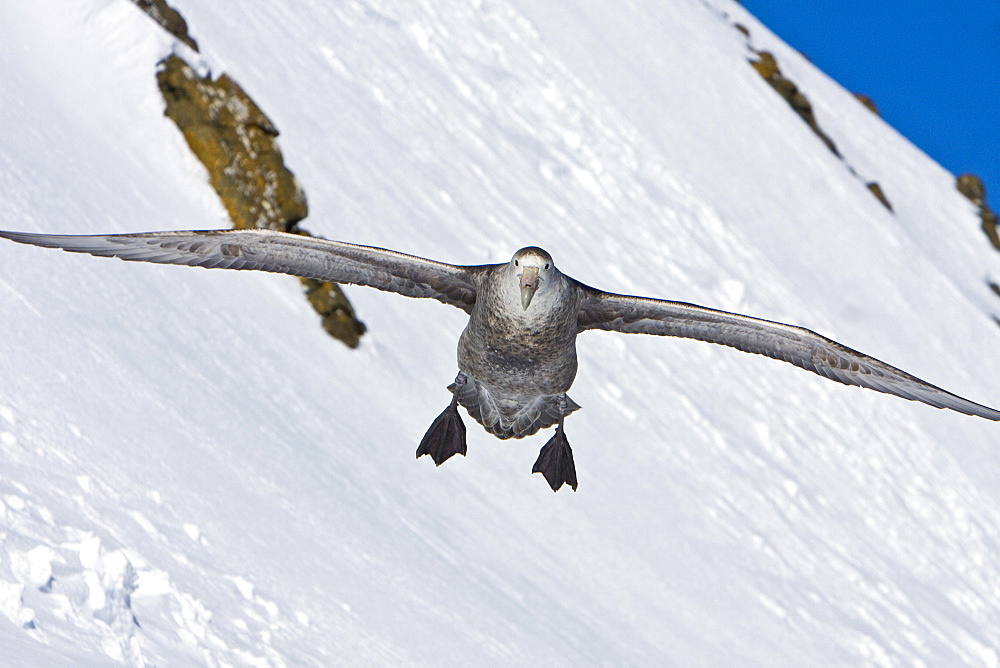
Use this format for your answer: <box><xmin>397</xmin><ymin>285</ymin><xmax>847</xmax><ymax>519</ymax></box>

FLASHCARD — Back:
<box><xmin>2</xmin><ymin>228</ymin><xmax>998</xmax><ymax>492</ymax></box>
<box><xmin>457</xmin><ymin>248</ymin><xmax>581</xmax><ymax>439</ymax></box>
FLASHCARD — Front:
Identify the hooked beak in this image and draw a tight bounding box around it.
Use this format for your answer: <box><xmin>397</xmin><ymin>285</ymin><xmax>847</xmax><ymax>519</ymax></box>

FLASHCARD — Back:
<box><xmin>519</xmin><ymin>266</ymin><xmax>539</xmax><ymax>310</ymax></box>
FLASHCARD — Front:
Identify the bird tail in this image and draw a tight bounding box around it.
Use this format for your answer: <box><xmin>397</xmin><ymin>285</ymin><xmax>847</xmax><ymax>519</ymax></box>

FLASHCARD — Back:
<box><xmin>449</xmin><ymin>377</ymin><xmax>580</xmax><ymax>439</ymax></box>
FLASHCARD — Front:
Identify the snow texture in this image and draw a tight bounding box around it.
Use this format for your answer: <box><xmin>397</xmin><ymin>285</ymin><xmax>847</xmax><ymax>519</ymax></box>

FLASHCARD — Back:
<box><xmin>1</xmin><ymin>0</ymin><xmax>1000</xmax><ymax>664</ymax></box>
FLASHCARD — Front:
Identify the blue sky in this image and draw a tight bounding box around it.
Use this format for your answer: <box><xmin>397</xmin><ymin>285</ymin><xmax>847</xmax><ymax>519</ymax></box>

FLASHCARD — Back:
<box><xmin>741</xmin><ymin>1</ymin><xmax>1000</xmax><ymax>208</ymax></box>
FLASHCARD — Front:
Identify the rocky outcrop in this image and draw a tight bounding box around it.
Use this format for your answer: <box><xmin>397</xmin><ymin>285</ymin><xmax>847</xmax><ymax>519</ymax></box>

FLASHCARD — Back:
<box><xmin>853</xmin><ymin>93</ymin><xmax>880</xmax><ymax>116</ymax></box>
<box><xmin>866</xmin><ymin>182</ymin><xmax>893</xmax><ymax>212</ymax></box>
<box><xmin>957</xmin><ymin>174</ymin><xmax>1000</xmax><ymax>250</ymax></box>
<box><xmin>957</xmin><ymin>176</ymin><xmax>1000</xmax><ymax>326</ymax></box>
<box><xmin>303</xmin><ymin>279</ymin><xmax>367</xmax><ymax>344</ymax></box>
<box><xmin>155</xmin><ymin>54</ymin><xmax>365</xmax><ymax>347</ymax></box>
<box><xmin>131</xmin><ymin>0</ymin><xmax>368</xmax><ymax>347</ymax></box>
<box><xmin>744</xmin><ymin>49</ymin><xmax>894</xmax><ymax>212</ymax></box>
<box><xmin>130</xmin><ymin>0</ymin><xmax>198</xmax><ymax>51</ymax></box>
<box><xmin>157</xmin><ymin>56</ymin><xmax>308</xmax><ymax>231</ymax></box>
<box><xmin>750</xmin><ymin>51</ymin><xmax>840</xmax><ymax>158</ymax></box>
<box><xmin>732</xmin><ymin>13</ymin><xmax>999</xmax><ymax>325</ymax></box>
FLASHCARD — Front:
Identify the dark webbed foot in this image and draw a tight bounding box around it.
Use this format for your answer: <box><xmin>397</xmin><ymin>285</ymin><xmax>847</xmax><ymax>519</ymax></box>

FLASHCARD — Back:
<box><xmin>532</xmin><ymin>427</ymin><xmax>578</xmax><ymax>492</ymax></box>
<box><xmin>417</xmin><ymin>402</ymin><xmax>467</xmax><ymax>466</ymax></box>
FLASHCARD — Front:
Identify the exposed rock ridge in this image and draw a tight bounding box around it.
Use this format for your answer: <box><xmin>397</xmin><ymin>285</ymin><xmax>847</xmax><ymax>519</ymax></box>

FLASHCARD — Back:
<box><xmin>732</xmin><ymin>22</ymin><xmax>893</xmax><ymax>213</ymax></box>
<box><xmin>131</xmin><ymin>2</ymin><xmax>365</xmax><ymax>347</ymax></box>
<box><xmin>727</xmin><ymin>16</ymin><xmax>1000</xmax><ymax>325</ymax></box>
<box><xmin>131</xmin><ymin>0</ymin><xmax>198</xmax><ymax>52</ymax></box>
<box><xmin>749</xmin><ymin>50</ymin><xmax>841</xmax><ymax>159</ymax></box>
<box><xmin>155</xmin><ymin>57</ymin><xmax>308</xmax><ymax>232</ymax></box>
<box><xmin>957</xmin><ymin>174</ymin><xmax>1000</xmax><ymax>251</ymax></box>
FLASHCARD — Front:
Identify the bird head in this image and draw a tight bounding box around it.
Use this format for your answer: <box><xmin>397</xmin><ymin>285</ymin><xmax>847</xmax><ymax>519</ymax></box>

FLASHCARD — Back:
<box><xmin>510</xmin><ymin>247</ymin><xmax>555</xmax><ymax>310</ymax></box>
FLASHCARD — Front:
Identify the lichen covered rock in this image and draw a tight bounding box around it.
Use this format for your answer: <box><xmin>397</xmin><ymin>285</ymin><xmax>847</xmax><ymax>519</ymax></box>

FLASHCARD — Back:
<box><xmin>750</xmin><ymin>50</ymin><xmax>780</xmax><ymax>80</ymax></box>
<box><xmin>746</xmin><ymin>49</ymin><xmax>903</xmax><ymax>211</ymax></box>
<box><xmin>131</xmin><ymin>0</ymin><xmax>198</xmax><ymax>51</ymax></box>
<box><xmin>749</xmin><ymin>51</ymin><xmax>840</xmax><ymax>158</ymax></box>
<box><xmin>866</xmin><ymin>182</ymin><xmax>893</xmax><ymax>212</ymax></box>
<box><xmin>157</xmin><ymin>54</ymin><xmax>365</xmax><ymax>346</ymax></box>
<box><xmin>958</xmin><ymin>173</ymin><xmax>988</xmax><ymax>207</ymax></box>
<box><xmin>303</xmin><ymin>277</ymin><xmax>367</xmax><ymax>348</ymax></box>
<box><xmin>157</xmin><ymin>55</ymin><xmax>307</xmax><ymax>231</ymax></box>
<box><xmin>958</xmin><ymin>174</ymin><xmax>1000</xmax><ymax>250</ymax></box>
<box><xmin>854</xmin><ymin>93</ymin><xmax>880</xmax><ymax>116</ymax></box>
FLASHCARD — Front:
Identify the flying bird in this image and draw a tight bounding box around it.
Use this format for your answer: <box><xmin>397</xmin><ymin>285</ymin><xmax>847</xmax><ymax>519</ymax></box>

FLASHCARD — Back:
<box><xmin>2</xmin><ymin>228</ymin><xmax>998</xmax><ymax>491</ymax></box>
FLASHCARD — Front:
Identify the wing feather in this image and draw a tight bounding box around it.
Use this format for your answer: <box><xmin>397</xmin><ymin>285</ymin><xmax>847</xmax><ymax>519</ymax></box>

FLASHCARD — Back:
<box><xmin>0</xmin><ymin>229</ymin><xmax>480</xmax><ymax>312</ymax></box>
<box><xmin>578</xmin><ymin>286</ymin><xmax>1000</xmax><ymax>421</ymax></box>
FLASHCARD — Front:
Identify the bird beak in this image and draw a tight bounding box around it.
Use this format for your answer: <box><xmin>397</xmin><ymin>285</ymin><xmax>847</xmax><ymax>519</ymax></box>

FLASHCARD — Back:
<box><xmin>519</xmin><ymin>266</ymin><xmax>539</xmax><ymax>310</ymax></box>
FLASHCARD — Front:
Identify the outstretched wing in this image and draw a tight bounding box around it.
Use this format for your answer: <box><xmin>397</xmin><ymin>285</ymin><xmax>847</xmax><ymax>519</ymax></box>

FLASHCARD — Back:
<box><xmin>0</xmin><ymin>229</ymin><xmax>480</xmax><ymax>312</ymax></box>
<box><xmin>577</xmin><ymin>286</ymin><xmax>1000</xmax><ymax>421</ymax></box>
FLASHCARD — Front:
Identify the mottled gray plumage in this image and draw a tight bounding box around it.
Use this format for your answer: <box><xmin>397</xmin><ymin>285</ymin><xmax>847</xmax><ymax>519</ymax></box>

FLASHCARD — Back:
<box><xmin>456</xmin><ymin>247</ymin><xmax>582</xmax><ymax>439</ymax></box>
<box><xmin>2</xmin><ymin>228</ymin><xmax>998</xmax><ymax>491</ymax></box>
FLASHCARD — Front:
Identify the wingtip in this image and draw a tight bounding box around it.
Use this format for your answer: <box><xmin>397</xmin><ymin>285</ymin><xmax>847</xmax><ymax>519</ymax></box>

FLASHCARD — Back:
<box><xmin>0</xmin><ymin>230</ymin><xmax>66</xmax><ymax>248</ymax></box>
<box><xmin>0</xmin><ymin>230</ymin><xmax>28</xmax><ymax>242</ymax></box>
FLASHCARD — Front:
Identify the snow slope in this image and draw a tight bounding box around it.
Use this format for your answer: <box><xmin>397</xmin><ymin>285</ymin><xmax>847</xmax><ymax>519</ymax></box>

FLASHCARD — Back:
<box><xmin>2</xmin><ymin>0</ymin><xmax>1000</xmax><ymax>664</ymax></box>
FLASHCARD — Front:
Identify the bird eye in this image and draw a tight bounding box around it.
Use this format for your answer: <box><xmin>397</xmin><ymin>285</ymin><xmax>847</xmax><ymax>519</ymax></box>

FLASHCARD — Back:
<box><xmin>544</xmin><ymin>263</ymin><xmax>550</xmax><ymax>269</ymax></box>
<box><xmin>514</xmin><ymin>259</ymin><xmax>519</xmax><ymax>266</ymax></box>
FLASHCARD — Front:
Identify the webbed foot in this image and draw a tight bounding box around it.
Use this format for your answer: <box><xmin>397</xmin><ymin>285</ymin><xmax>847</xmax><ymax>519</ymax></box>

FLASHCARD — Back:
<box><xmin>417</xmin><ymin>402</ymin><xmax>467</xmax><ymax>466</ymax></box>
<box><xmin>532</xmin><ymin>427</ymin><xmax>578</xmax><ymax>492</ymax></box>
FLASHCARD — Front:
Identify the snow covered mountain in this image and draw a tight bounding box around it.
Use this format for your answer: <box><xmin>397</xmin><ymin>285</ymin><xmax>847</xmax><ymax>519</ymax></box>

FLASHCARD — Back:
<box><xmin>2</xmin><ymin>0</ymin><xmax>1000</xmax><ymax>664</ymax></box>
